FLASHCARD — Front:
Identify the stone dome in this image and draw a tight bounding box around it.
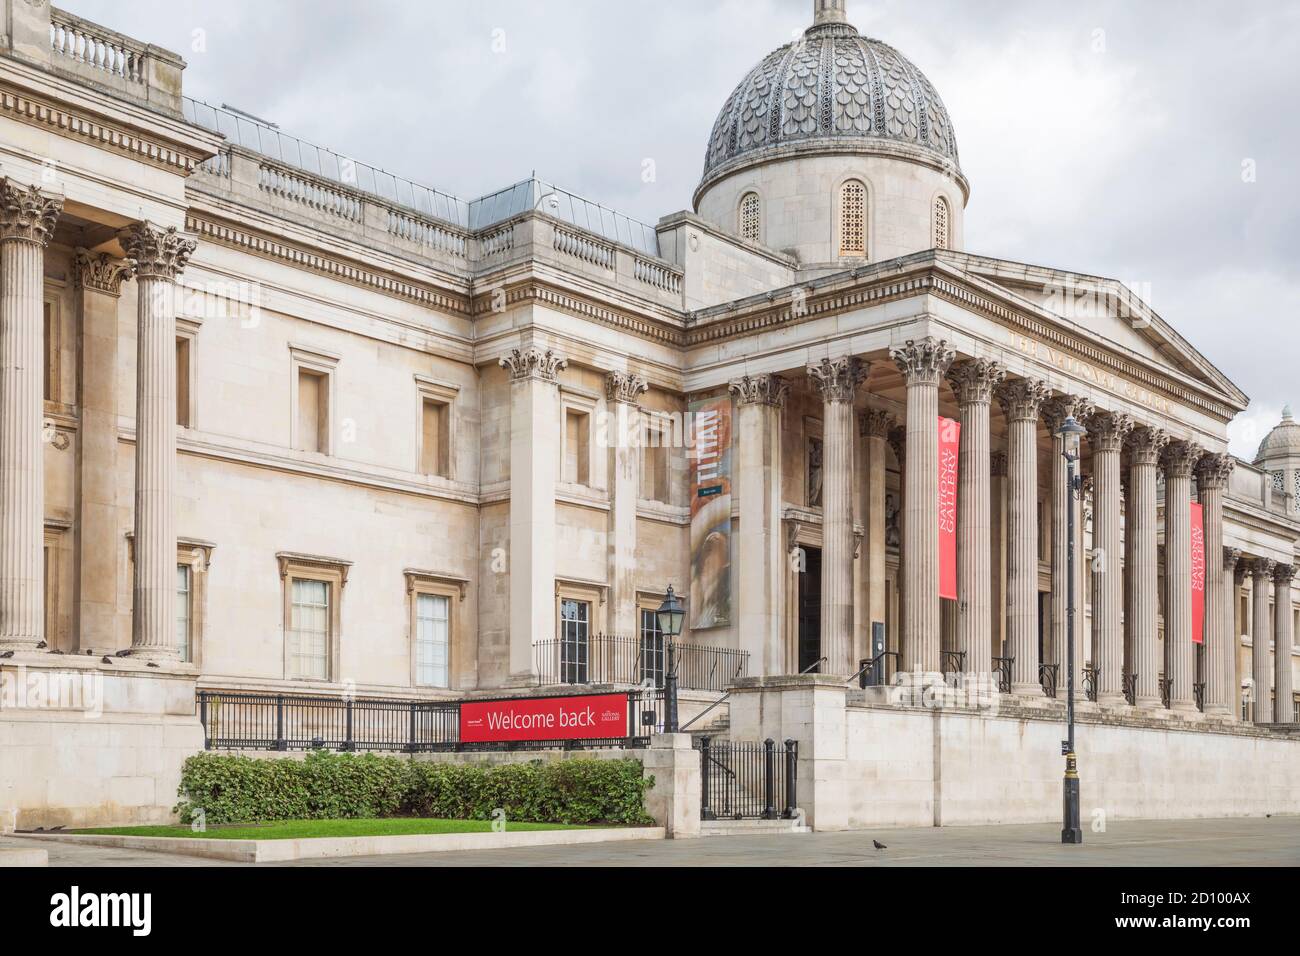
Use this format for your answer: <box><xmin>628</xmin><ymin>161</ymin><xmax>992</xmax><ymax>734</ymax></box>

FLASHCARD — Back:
<box><xmin>700</xmin><ymin>1</ymin><xmax>960</xmax><ymax>193</ymax></box>
<box><xmin>1255</xmin><ymin>405</ymin><xmax>1300</xmax><ymax>462</ymax></box>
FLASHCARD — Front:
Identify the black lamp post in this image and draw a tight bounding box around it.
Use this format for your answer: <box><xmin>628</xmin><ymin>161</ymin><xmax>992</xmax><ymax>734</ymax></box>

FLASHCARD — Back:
<box><xmin>1057</xmin><ymin>413</ymin><xmax>1088</xmax><ymax>845</ymax></box>
<box><xmin>656</xmin><ymin>585</ymin><xmax>685</xmax><ymax>733</ymax></box>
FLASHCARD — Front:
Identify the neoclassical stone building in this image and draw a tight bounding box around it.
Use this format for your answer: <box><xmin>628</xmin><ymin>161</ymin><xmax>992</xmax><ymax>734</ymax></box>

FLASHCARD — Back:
<box><xmin>1</xmin><ymin>0</ymin><xmax>1297</xmax><ymax>806</ymax></box>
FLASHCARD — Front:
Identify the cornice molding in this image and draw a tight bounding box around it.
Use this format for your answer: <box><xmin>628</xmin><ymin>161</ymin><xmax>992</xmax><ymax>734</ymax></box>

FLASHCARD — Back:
<box><xmin>472</xmin><ymin>278</ymin><xmax>684</xmax><ymax>347</ymax></box>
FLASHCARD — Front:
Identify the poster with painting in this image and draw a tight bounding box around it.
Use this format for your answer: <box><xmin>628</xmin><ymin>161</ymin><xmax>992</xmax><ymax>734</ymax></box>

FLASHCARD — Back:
<box><xmin>689</xmin><ymin>395</ymin><xmax>733</xmax><ymax>628</ymax></box>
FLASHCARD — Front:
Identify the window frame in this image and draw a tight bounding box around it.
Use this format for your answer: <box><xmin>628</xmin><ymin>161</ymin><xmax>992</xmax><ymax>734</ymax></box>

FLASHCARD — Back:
<box><xmin>404</xmin><ymin>569</ymin><xmax>467</xmax><ymax>689</ymax></box>
<box><xmin>414</xmin><ymin>375</ymin><xmax>459</xmax><ymax>479</ymax></box>
<box><xmin>836</xmin><ymin>178</ymin><xmax>868</xmax><ymax>258</ymax></box>
<box><xmin>932</xmin><ymin>194</ymin><xmax>951</xmax><ymax>250</ymax></box>
<box><xmin>738</xmin><ymin>191</ymin><xmax>762</xmax><ymax>243</ymax></box>
<box><xmin>277</xmin><ymin>552</ymin><xmax>350</xmax><ymax>682</ymax></box>
<box><xmin>639</xmin><ymin>411</ymin><xmax>674</xmax><ymax>505</ymax></box>
<box><xmin>559</xmin><ymin>390</ymin><xmax>598</xmax><ymax>488</ymax></box>
<box><xmin>288</xmin><ymin>344</ymin><xmax>339</xmax><ymax>456</ymax></box>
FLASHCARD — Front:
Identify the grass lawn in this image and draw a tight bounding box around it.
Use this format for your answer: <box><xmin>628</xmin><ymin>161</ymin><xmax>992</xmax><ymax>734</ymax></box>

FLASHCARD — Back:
<box><xmin>72</xmin><ymin>818</ymin><xmax>594</xmax><ymax>841</ymax></box>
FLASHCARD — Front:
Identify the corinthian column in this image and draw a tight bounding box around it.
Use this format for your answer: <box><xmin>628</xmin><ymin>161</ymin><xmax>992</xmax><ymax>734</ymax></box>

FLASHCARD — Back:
<box><xmin>890</xmin><ymin>339</ymin><xmax>954</xmax><ymax>676</ymax></box>
<box><xmin>1162</xmin><ymin>441</ymin><xmax>1203</xmax><ymax>711</ymax></box>
<box><xmin>1087</xmin><ymin>411</ymin><xmax>1133</xmax><ymax>704</ymax></box>
<box><xmin>119</xmin><ymin>224</ymin><xmax>195</xmax><ymax>659</ymax></box>
<box><xmin>996</xmin><ymin>377</ymin><xmax>1049</xmax><ymax>695</ymax></box>
<box><xmin>731</xmin><ymin>374</ymin><xmax>790</xmax><ymax>675</ymax></box>
<box><xmin>1249</xmin><ymin>558</ymin><xmax>1275</xmax><ymax>723</ymax></box>
<box><xmin>808</xmin><ymin>356</ymin><xmax>865</xmax><ymax>675</ymax></box>
<box><xmin>1042</xmin><ymin>396</ymin><xmax>1094</xmax><ymax>696</ymax></box>
<box><xmin>1223</xmin><ymin>548</ymin><xmax>1243</xmax><ymax>718</ymax></box>
<box><xmin>859</xmin><ymin>407</ymin><xmax>894</xmax><ymax>661</ymax></box>
<box><xmin>0</xmin><ymin>180</ymin><xmax>62</xmax><ymax>651</ymax></box>
<box><xmin>1197</xmin><ymin>454</ymin><xmax>1234</xmax><ymax>714</ymax></box>
<box><xmin>605</xmin><ymin>371</ymin><xmax>648</xmax><ymax>637</ymax></box>
<box><xmin>947</xmin><ymin>358</ymin><xmax>1004</xmax><ymax>680</ymax></box>
<box><xmin>1273</xmin><ymin>564</ymin><xmax>1295</xmax><ymax>724</ymax></box>
<box><xmin>1127</xmin><ymin>427</ymin><xmax>1168</xmax><ymax>707</ymax></box>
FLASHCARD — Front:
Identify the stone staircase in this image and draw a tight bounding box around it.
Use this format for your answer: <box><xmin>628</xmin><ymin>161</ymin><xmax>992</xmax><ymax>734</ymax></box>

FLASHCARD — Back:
<box><xmin>701</xmin><ymin>818</ymin><xmax>806</xmax><ymax>837</ymax></box>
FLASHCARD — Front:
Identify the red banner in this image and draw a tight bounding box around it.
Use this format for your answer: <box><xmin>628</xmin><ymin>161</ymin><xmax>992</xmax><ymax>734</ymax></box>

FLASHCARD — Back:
<box><xmin>1190</xmin><ymin>501</ymin><xmax>1205</xmax><ymax>644</ymax></box>
<box><xmin>938</xmin><ymin>415</ymin><xmax>961</xmax><ymax>601</ymax></box>
<box><xmin>459</xmin><ymin>693</ymin><xmax>628</xmax><ymax>743</ymax></box>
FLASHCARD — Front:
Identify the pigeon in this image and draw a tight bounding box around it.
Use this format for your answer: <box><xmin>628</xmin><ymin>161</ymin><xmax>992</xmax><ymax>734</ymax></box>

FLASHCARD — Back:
<box><xmin>872</xmin><ymin>839</ymin><xmax>887</xmax><ymax>850</ymax></box>
<box><xmin>49</xmin><ymin>648</ymin><xmax>64</xmax><ymax>655</ymax></box>
<box><xmin>115</xmin><ymin>649</ymin><xmax>131</xmax><ymax>657</ymax></box>
<box><xmin>35</xmin><ymin>640</ymin><xmax>46</xmax><ymax>649</ymax></box>
<box><xmin>0</xmin><ymin>651</ymin><xmax>13</xmax><ymax>659</ymax></box>
<box><xmin>146</xmin><ymin>662</ymin><xmax>159</xmax><ymax>668</ymax></box>
<box><xmin>101</xmin><ymin>656</ymin><xmax>113</xmax><ymax>665</ymax></box>
<box><xmin>85</xmin><ymin>649</ymin><xmax>93</xmax><ymax>655</ymax></box>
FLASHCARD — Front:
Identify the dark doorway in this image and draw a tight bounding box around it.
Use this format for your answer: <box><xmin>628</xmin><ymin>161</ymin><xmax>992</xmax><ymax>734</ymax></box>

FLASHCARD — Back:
<box><xmin>797</xmin><ymin>546</ymin><xmax>823</xmax><ymax>673</ymax></box>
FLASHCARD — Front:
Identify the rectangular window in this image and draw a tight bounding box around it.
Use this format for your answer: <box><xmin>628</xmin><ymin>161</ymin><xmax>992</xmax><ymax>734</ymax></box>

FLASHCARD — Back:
<box><xmin>296</xmin><ymin>369</ymin><xmax>328</xmax><ymax>453</ymax></box>
<box><xmin>176</xmin><ymin>337</ymin><xmax>192</xmax><ymax>428</ymax></box>
<box><xmin>420</xmin><ymin>398</ymin><xmax>450</xmax><ymax>477</ymax></box>
<box><xmin>289</xmin><ymin>578</ymin><xmax>330</xmax><ymax>679</ymax></box>
<box><xmin>559</xmin><ymin>598</ymin><xmax>590</xmax><ymax>683</ymax></box>
<box><xmin>176</xmin><ymin>564</ymin><xmax>192</xmax><ymax>662</ymax></box>
<box><xmin>415</xmin><ymin>593</ymin><xmax>450</xmax><ymax>687</ymax></box>
<box><xmin>639</xmin><ymin>608</ymin><xmax>665</xmax><ymax>686</ymax></box>
<box><xmin>564</xmin><ymin>409</ymin><xmax>590</xmax><ymax>485</ymax></box>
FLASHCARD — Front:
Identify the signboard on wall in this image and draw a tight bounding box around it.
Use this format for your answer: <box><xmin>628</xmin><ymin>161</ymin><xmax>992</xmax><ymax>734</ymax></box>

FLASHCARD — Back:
<box><xmin>459</xmin><ymin>693</ymin><xmax>628</xmax><ymax>743</ymax></box>
<box><xmin>1190</xmin><ymin>501</ymin><xmax>1205</xmax><ymax>644</ymax></box>
<box><xmin>938</xmin><ymin>415</ymin><xmax>961</xmax><ymax>601</ymax></box>
<box><xmin>689</xmin><ymin>395</ymin><xmax>733</xmax><ymax>628</ymax></box>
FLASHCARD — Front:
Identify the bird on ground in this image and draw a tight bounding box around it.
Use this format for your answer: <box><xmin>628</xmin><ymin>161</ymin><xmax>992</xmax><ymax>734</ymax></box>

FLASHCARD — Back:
<box><xmin>147</xmin><ymin>662</ymin><xmax>159</xmax><ymax>668</ymax></box>
<box><xmin>35</xmin><ymin>640</ymin><xmax>46</xmax><ymax>649</ymax></box>
<box><xmin>115</xmin><ymin>648</ymin><xmax>131</xmax><ymax>657</ymax></box>
<box><xmin>101</xmin><ymin>656</ymin><xmax>113</xmax><ymax>665</ymax></box>
<box><xmin>873</xmin><ymin>839</ymin><xmax>887</xmax><ymax>850</ymax></box>
<box><xmin>0</xmin><ymin>651</ymin><xmax>13</xmax><ymax>659</ymax></box>
<box><xmin>49</xmin><ymin>648</ymin><xmax>64</xmax><ymax>655</ymax></box>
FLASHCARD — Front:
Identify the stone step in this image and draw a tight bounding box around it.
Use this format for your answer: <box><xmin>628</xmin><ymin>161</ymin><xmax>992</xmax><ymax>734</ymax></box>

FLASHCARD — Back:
<box><xmin>701</xmin><ymin>818</ymin><xmax>806</xmax><ymax>837</ymax></box>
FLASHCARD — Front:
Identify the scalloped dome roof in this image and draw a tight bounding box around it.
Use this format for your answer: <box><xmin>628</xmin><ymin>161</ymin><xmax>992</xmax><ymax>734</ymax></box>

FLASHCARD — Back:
<box><xmin>1255</xmin><ymin>405</ymin><xmax>1300</xmax><ymax>462</ymax></box>
<box><xmin>700</xmin><ymin>2</ymin><xmax>960</xmax><ymax>188</ymax></box>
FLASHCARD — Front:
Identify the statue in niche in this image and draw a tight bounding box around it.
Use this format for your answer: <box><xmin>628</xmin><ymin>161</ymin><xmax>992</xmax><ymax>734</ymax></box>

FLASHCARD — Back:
<box><xmin>807</xmin><ymin>436</ymin><xmax>823</xmax><ymax>508</ymax></box>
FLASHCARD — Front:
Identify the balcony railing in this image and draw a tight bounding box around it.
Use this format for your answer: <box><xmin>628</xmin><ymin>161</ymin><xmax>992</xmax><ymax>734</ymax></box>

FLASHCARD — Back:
<box><xmin>534</xmin><ymin>634</ymin><xmax>747</xmax><ymax>692</ymax></box>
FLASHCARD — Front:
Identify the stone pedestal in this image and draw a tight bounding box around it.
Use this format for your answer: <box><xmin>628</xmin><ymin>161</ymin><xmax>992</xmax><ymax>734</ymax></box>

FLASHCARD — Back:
<box><xmin>643</xmin><ymin>733</ymin><xmax>702</xmax><ymax>838</ymax></box>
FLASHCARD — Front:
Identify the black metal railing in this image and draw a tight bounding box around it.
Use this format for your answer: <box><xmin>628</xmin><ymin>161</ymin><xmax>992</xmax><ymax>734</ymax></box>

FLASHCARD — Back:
<box><xmin>1193</xmin><ymin>681</ymin><xmax>1206</xmax><ymax>713</ymax></box>
<box><xmin>992</xmin><ymin>656</ymin><xmax>1013</xmax><ymax>694</ymax></box>
<box><xmin>533</xmin><ymin>634</ymin><xmax>747</xmax><ymax>692</ymax></box>
<box><xmin>696</xmin><ymin>736</ymin><xmax>797</xmax><ymax>821</ymax></box>
<box><xmin>855</xmin><ymin>650</ymin><xmax>901</xmax><ymax>688</ymax></box>
<box><xmin>1082</xmin><ymin>664</ymin><xmax>1099</xmax><ymax>703</ymax></box>
<box><xmin>1122</xmin><ymin>672</ymin><xmax>1137</xmax><ymax>706</ymax></box>
<box><xmin>1038</xmin><ymin>663</ymin><xmax>1059</xmax><ymax>700</ymax></box>
<box><xmin>941</xmin><ymin>650</ymin><xmax>967</xmax><ymax>680</ymax></box>
<box><xmin>1158</xmin><ymin>676</ymin><xmax>1172</xmax><ymax>710</ymax></box>
<box><xmin>198</xmin><ymin>687</ymin><xmax>665</xmax><ymax>753</ymax></box>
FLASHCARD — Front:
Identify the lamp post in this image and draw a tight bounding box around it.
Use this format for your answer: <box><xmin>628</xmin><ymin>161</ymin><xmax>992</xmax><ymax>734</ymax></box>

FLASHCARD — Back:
<box><xmin>1057</xmin><ymin>414</ymin><xmax>1087</xmax><ymax>845</ymax></box>
<box><xmin>656</xmin><ymin>585</ymin><xmax>685</xmax><ymax>733</ymax></box>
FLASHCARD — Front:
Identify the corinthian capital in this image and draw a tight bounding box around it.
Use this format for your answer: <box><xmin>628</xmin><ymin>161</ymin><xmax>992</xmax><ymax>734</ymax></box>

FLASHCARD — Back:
<box><xmin>1127</xmin><ymin>426</ymin><xmax>1170</xmax><ymax>467</ymax></box>
<box><xmin>604</xmin><ymin>370</ymin><xmax>649</xmax><ymax>406</ymax></box>
<box><xmin>1196</xmin><ymin>452</ymin><xmax>1235</xmax><ymax>490</ymax></box>
<box><xmin>0</xmin><ymin>178</ymin><xmax>62</xmax><ymax>246</ymax></box>
<box><xmin>119</xmin><ymin>223</ymin><xmax>196</xmax><ymax>279</ymax></box>
<box><xmin>729</xmin><ymin>373</ymin><xmax>790</xmax><ymax>408</ymax></box>
<box><xmin>995</xmin><ymin>377</ymin><xmax>1050</xmax><ymax>423</ymax></box>
<box><xmin>858</xmin><ymin>407</ymin><xmax>894</xmax><ymax>438</ymax></box>
<box><xmin>1161</xmin><ymin>440</ymin><xmax>1204</xmax><ymax>479</ymax></box>
<box><xmin>1223</xmin><ymin>546</ymin><xmax>1242</xmax><ymax>572</ymax></box>
<box><xmin>1249</xmin><ymin>557</ymin><xmax>1276</xmax><ymax>581</ymax></box>
<box><xmin>1274</xmin><ymin>563</ymin><xmax>1296</xmax><ymax>586</ymax></box>
<box><xmin>500</xmin><ymin>346</ymin><xmax>568</xmax><ymax>383</ymax></box>
<box><xmin>889</xmin><ymin>337</ymin><xmax>954</xmax><ymax>387</ymax></box>
<box><xmin>1041</xmin><ymin>394</ymin><xmax>1095</xmax><ymax>433</ymax></box>
<box><xmin>946</xmin><ymin>358</ymin><xmax>1005</xmax><ymax>406</ymax></box>
<box><xmin>74</xmin><ymin>248</ymin><xmax>131</xmax><ymax>297</ymax></box>
<box><xmin>807</xmin><ymin>356</ymin><xmax>865</xmax><ymax>403</ymax></box>
<box><xmin>1087</xmin><ymin>410</ymin><xmax>1135</xmax><ymax>454</ymax></box>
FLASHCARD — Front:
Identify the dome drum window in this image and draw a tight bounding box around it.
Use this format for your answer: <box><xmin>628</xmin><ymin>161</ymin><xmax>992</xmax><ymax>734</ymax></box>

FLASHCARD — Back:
<box><xmin>839</xmin><ymin>180</ymin><xmax>865</xmax><ymax>257</ymax></box>
<box><xmin>739</xmin><ymin>192</ymin><xmax>761</xmax><ymax>242</ymax></box>
<box><xmin>933</xmin><ymin>196</ymin><xmax>950</xmax><ymax>250</ymax></box>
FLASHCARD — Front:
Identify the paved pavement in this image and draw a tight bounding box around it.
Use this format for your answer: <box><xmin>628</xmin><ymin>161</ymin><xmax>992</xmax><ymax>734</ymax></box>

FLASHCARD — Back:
<box><xmin>4</xmin><ymin>814</ymin><xmax>1296</xmax><ymax>866</ymax></box>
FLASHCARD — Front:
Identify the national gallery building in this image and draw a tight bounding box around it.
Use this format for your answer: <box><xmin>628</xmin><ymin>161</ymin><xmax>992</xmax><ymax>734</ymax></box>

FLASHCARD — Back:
<box><xmin>1</xmin><ymin>1</ymin><xmax>1297</xmax><ymax>826</ymax></box>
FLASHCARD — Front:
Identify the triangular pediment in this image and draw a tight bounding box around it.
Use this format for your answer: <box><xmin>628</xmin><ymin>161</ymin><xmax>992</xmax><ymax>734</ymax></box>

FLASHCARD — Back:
<box><xmin>941</xmin><ymin>252</ymin><xmax>1248</xmax><ymax>412</ymax></box>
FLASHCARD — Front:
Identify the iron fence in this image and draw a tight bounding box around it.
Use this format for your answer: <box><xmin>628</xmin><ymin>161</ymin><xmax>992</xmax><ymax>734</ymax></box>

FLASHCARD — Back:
<box><xmin>197</xmin><ymin>687</ymin><xmax>665</xmax><ymax>753</ymax></box>
<box><xmin>533</xmin><ymin>634</ymin><xmax>747</xmax><ymax>692</ymax></box>
<box><xmin>1038</xmin><ymin>663</ymin><xmax>1059</xmax><ymax>700</ymax></box>
<box><xmin>1122</xmin><ymin>672</ymin><xmax>1138</xmax><ymax>706</ymax></box>
<box><xmin>696</xmin><ymin>736</ymin><xmax>797</xmax><ymax>821</ymax></box>
<box><xmin>1083</xmin><ymin>664</ymin><xmax>1099</xmax><ymax>702</ymax></box>
<box><xmin>1158</xmin><ymin>676</ymin><xmax>1172</xmax><ymax>709</ymax></box>
<box><xmin>992</xmin><ymin>656</ymin><xmax>1013</xmax><ymax>694</ymax></box>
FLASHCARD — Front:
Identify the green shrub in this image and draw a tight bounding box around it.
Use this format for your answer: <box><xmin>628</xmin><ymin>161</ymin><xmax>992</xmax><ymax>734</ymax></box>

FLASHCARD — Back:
<box><xmin>175</xmin><ymin>751</ymin><xmax>653</xmax><ymax>826</ymax></box>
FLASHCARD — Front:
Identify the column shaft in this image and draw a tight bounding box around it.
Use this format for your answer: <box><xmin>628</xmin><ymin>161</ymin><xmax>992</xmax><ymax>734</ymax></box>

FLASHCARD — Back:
<box><xmin>860</xmin><ymin>409</ymin><xmax>894</xmax><ymax>667</ymax></box>
<box><xmin>0</xmin><ymin>180</ymin><xmax>61</xmax><ymax>650</ymax></box>
<box><xmin>1089</xmin><ymin>412</ymin><xmax>1132</xmax><ymax>703</ymax></box>
<box><xmin>1128</xmin><ymin>429</ymin><xmax>1167</xmax><ymax>707</ymax></box>
<box><xmin>1250</xmin><ymin>560</ymin><xmax>1275</xmax><ymax>723</ymax></box>
<box><xmin>1044</xmin><ymin>397</ymin><xmax>1093</xmax><ymax>696</ymax></box>
<box><xmin>1274</xmin><ymin>565</ymin><xmax>1294</xmax><ymax>723</ymax></box>
<box><xmin>604</xmin><ymin>372</ymin><xmax>648</xmax><ymax>636</ymax></box>
<box><xmin>1198</xmin><ymin>455</ymin><xmax>1233</xmax><ymax>714</ymax></box>
<box><xmin>890</xmin><ymin>339</ymin><xmax>954</xmax><ymax>676</ymax></box>
<box><xmin>997</xmin><ymin>378</ymin><xmax>1048</xmax><ymax>694</ymax></box>
<box><xmin>1223</xmin><ymin>550</ymin><xmax>1243</xmax><ymax>719</ymax></box>
<box><xmin>1162</xmin><ymin>442</ymin><xmax>1202</xmax><ymax>710</ymax></box>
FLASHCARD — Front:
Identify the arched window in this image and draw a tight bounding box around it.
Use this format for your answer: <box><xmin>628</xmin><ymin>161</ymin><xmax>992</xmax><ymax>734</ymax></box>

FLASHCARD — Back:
<box><xmin>739</xmin><ymin>192</ymin><xmax>761</xmax><ymax>242</ymax></box>
<box><xmin>933</xmin><ymin>196</ymin><xmax>950</xmax><ymax>250</ymax></box>
<box><xmin>839</xmin><ymin>180</ymin><xmax>865</xmax><ymax>257</ymax></box>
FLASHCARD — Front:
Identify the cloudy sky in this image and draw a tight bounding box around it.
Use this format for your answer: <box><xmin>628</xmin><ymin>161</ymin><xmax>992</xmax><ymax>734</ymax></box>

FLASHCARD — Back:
<box><xmin>63</xmin><ymin>0</ymin><xmax>1300</xmax><ymax>456</ymax></box>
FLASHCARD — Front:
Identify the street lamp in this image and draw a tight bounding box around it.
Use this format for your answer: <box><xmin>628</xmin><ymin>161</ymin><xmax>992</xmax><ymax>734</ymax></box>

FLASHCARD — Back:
<box><xmin>656</xmin><ymin>585</ymin><xmax>685</xmax><ymax>733</ymax></box>
<box><xmin>1057</xmin><ymin>414</ymin><xmax>1087</xmax><ymax>845</ymax></box>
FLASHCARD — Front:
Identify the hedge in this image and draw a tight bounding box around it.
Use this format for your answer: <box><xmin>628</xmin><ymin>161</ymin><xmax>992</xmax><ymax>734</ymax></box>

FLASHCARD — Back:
<box><xmin>174</xmin><ymin>750</ymin><xmax>654</xmax><ymax>826</ymax></box>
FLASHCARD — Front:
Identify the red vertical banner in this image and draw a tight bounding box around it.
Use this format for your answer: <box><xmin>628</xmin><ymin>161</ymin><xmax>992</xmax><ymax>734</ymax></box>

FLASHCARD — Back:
<box><xmin>1190</xmin><ymin>501</ymin><xmax>1206</xmax><ymax>644</ymax></box>
<box><xmin>938</xmin><ymin>415</ymin><xmax>961</xmax><ymax>600</ymax></box>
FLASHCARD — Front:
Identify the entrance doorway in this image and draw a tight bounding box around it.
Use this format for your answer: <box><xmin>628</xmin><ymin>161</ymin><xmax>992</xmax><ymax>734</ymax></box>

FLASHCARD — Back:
<box><xmin>797</xmin><ymin>546</ymin><xmax>822</xmax><ymax>672</ymax></box>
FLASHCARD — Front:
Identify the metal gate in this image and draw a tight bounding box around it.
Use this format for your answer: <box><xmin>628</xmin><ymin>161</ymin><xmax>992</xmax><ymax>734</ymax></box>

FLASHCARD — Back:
<box><xmin>695</xmin><ymin>737</ymin><xmax>797</xmax><ymax>820</ymax></box>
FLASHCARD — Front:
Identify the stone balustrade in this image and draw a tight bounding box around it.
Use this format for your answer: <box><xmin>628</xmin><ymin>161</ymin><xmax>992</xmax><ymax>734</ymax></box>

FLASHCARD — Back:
<box><xmin>387</xmin><ymin>209</ymin><xmax>467</xmax><ymax>257</ymax></box>
<box><xmin>554</xmin><ymin>225</ymin><xmax>615</xmax><ymax>269</ymax></box>
<box><xmin>258</xmin><ymin>163</ymin><xmax>363</xmax><ymax>222</ymax></box>
<box><xmin>50</xmin><ymin>9</ymin><xmax>147</xmax><ymax>83</ymax></box>
<box><xmin>634</xmin><ymin>256</ymin><xmax>683</xmax><ymax>295</ymax></box>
